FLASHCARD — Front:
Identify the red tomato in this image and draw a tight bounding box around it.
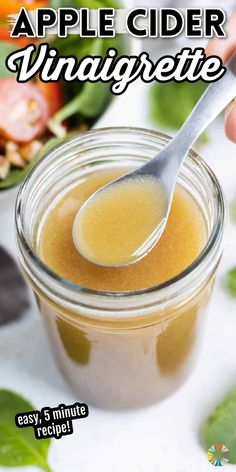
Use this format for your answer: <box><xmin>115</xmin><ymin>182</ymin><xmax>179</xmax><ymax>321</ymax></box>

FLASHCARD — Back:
<box><xmin>0</xmin><ymin>26</ymin><xmax>31</xmax><ymax>47</ymax></box>
<box><xmin>36</xmin><ymin>80</ymin><xmax>64</xmax><ymax>117</ymax></box>
<box><xmin>0</xmin><ymin>1</ymin><xmax>48</xmax><ymax>21</ymax></box>
<box><xmin>0</xmin><ymin>78</ymin><xmax>49</xmax><ymax>143</ymax></box>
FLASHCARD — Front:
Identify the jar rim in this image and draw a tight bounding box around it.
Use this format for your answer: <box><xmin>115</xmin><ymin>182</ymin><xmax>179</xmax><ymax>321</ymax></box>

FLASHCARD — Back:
<box><xmin>15</xmin><ymin>126</ymin><xmax>227</xmax><ymax>303</ymax></box>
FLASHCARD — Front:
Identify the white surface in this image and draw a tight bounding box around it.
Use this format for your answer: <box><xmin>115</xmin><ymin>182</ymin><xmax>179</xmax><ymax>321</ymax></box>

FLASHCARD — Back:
<box><xmin>1</xmin><ymin>81</ymin><xmax>236</xmax><ymax>472</ymax></box>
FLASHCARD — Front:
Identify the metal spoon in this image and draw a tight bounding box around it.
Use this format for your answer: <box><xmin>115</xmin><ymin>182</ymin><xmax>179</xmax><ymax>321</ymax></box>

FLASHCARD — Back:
<box><xmin>74</xmin><ymin>52</ymin><xmax>236</xmax><ymax>267</ymax></box>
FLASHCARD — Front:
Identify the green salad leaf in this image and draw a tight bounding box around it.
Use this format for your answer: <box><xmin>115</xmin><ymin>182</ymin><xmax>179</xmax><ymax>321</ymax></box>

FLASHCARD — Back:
<box><xmin>150</xmin><ymin>81</ymin><xmax>208</xmax><ymax>142</ymax></box>
<box><xmin>50</xmin><ymin>0</ymin><xmax>120</xmax><ymax>8</ymax></box>
<box><xmin>231</xmin><ymin>200</ymin><xmax>236</xmax><ymax>224</ymax></box>
<box><xmin>202</xmin><ymin>387</ymin><xmax>236</xmax><ymax>464</ymax></box>
<box><xmin>226</xmin><ymin>267</ymin><xmax>236</xmax><ymax>296</ymax></box>
<box><xmin>54</xmin><ymin>80</ymin><xmax>112</xmax><ymax>123</ymax></box>
<box><xmin>226</xmin><ymin>203</ymin><xmax>236</xmax><ymax>296</ymax></box>
<box><xmin>0</xmin><ymin>389</ymin><xmax>52</xmax><ymax>471</ymax></box>
<box><xmin>49</xmin><ymin>0</ymin><xmax>126</xmax><ymax>125</ymax></box>
<box><xmin>78</xmin><ymin>0</ymin><xmax>121</xmax><ymax>7</ymax></box>
<box><xmin>0</xmin><ymin>133</ymin><xmax>76</xmax><ymax>189</ymax></box>
<box><xmin>53</xmin><ymin>37</ymin><xmax>117</xmax><ymax>122</ymax></box>
<box><xmin>52</xmin><ymin>33</ymin><xmax>126</xmax><ymax>124</ymax></box>
<box><xmin>0</xmin><ymin>41</ymin><xmax>16</xmax><ymax>77</ymax></box>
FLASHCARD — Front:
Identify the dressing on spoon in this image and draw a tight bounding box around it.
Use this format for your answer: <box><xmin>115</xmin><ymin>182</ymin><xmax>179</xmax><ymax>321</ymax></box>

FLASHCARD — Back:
<box><xmin>73</xmin><ymin>177</ymin><xmax>167</xmax><ymax>267</ymax></box>
<box><xmin>74</xmin><ymin>51</ymin><xmax>236</xmax><ymax>267</ymax></box>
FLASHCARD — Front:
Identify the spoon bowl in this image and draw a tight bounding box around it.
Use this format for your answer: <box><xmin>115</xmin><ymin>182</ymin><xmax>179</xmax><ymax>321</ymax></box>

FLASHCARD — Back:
<box><xmin>73</xmin><ymin>173</ymin><xmax>167</xmax><ymax>267</ymax></box>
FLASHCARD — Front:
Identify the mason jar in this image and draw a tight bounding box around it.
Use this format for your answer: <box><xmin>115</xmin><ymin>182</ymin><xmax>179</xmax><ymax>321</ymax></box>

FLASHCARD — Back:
<box><xmin>15</xmin><ymin>127</ymin><xmax>227</xmax><ymax>409</ymax></box>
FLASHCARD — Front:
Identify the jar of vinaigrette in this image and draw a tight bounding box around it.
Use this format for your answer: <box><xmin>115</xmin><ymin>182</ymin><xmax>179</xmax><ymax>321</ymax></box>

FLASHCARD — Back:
<box><xmin>15</xmin><ymin>128</ymin><xmax>227</xmax><ymax>409</ymax></box>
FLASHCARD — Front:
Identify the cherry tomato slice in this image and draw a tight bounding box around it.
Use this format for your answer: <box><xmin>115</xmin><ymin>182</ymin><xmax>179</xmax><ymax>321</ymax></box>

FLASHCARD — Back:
<box><xmin>36</xmin><ymin>80</ymin><xmax>64</xmax><ymax>117</ymax></box>
<box><xmin>0</xmin><ymin>78</ymin><xmax>49</xmax><ymax>143</ymax></box>
<box><xmin>0</xmin><ymin>26</ymin><xmax>31</xmax><ymax>47</ymax></box>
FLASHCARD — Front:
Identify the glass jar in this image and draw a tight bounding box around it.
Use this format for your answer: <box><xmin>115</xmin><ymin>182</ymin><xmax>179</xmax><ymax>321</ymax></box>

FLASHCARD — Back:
<box><xmin>15</xmin><ymin>127</ymin><xmax>227</xmax><ymax>409</ymax></box>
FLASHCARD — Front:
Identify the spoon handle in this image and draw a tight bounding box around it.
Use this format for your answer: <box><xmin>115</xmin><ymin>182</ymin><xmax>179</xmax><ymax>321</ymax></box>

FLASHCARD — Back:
<box><xmin>172</xmin><ymin>51</ymin><xmax>236</xmax><ymax>158</ymax></box>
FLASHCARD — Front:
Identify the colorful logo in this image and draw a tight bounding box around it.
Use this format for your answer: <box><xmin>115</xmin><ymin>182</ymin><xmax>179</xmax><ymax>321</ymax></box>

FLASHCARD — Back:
<box><xmin>207</xmin><ymin>444</ymin><xmax>229</xmax><ymax>466</ymax></box>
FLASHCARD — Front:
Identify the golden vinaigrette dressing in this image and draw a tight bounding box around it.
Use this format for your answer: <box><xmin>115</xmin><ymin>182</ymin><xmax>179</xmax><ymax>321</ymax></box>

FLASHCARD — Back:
<box><xmin>73</xmin><ymin>177</ymin><xmax>166</xmax><ymax>266</ymax></box>
<box><xmin>38</xmin><ymin>166</ymin><xmax>207</xmax><ymax>291</ymax></box>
